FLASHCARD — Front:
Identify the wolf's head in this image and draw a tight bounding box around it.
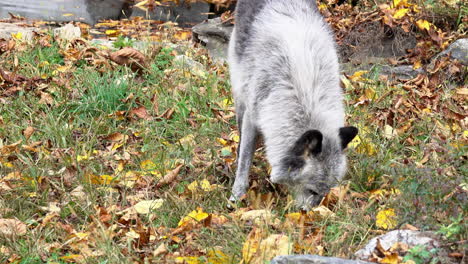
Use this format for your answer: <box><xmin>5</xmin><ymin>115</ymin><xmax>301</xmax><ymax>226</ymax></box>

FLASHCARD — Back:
<box><xmin>270</xmin><ymin>127</ymin><xmax>358</xmax><ymax>209</ymax></box>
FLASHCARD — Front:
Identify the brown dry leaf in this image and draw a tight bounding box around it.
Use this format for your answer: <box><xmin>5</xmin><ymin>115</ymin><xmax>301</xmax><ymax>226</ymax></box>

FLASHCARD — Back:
<box><xmin>0</xmin><ymin>39</ymin><xmax>15</xmax><ymax>54</ymax></box>
<box><xmin>39</xmin><ymin>92</ymin><xmax>54</xmax><ymax>105</ymax></box>
<box><xmin>242</xmin><ymin>228</ymin><xmax>291</xmax><ymax>264</ymax></box>
<box><xmin>0</xmin><ymin>218</ymin><xmax>27</xmax><ymax>237</ymax></box>
<box><xmin>151</xmin><ymin>93</ymin><xmax>159</xmax><ymax>114</ymax></box>
<box><xmin>22</xmin><ymin>126</ymin><xmax>35</xmax><ymax>141</ymax></box>
<box><xmin>109</xmin><ymin>47</ymin><xmax>147</xmax><ymax>72</ymax></box>
<box><xmin>153</xmin><ymin>243</ymin><xmax>168</xmax><ymax>257</ymax></box>
<box><xmin>239</xmin><ymin>209</ymin><xmax>274</xmax><ymax>225</ymax></box>
<box><xmin>0</xmin><ymin>68</ymin><xmax>26</xmax><ymax>84</ymax></box>
<box><xmin>104</xmin><ymin>132</ymin><xmax>127</xmax><ymax>142</ymax></box>
<box><xmin>129</xmin><ymin>106</ymin><xmax>152</xmax><ymax>120</ymax></box>
<box><xmin>0</xmin><ymin>140</ymin><xmax>22</xmax><ymax>155</ymax></box>
<box><xmin>158</xmin><ymin>108</ymin><xmax>175</xmax><ymax>120</ymax></box>
<box><xmin>157</xmin><ymin>164</ymin><xmax>184</xmax><ymax>187</ymax></box>
<box><xmin>321</xmin><ymin>184</ymin><xmax>349</xmax><ymax>207</ymax></box>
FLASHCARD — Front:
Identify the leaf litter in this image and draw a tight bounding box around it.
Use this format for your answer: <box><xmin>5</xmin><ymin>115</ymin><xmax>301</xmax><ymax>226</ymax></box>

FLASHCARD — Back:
<box><xmin>0</xmin><ymin>0</ymin><xmax>466</xmax><ymax>263</ymax></box>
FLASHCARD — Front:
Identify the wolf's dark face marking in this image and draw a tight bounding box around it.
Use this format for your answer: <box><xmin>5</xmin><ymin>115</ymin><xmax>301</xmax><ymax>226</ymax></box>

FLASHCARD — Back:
<box><xmin>273</xmin><ymin>127</ymin><xmax>358</xmax><ymax>209</ymax></box>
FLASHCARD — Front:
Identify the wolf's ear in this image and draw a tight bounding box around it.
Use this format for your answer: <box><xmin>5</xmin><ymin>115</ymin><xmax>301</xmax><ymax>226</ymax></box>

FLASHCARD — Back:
<box><xmin>291</xmin><ymin>130</ymin><xmax>323</xmax><ymax>156</ymax></box>
<box><xmin>339</xmin><ymin>126</ymin><xmax>358</xmax><ymax>149</ymax></box>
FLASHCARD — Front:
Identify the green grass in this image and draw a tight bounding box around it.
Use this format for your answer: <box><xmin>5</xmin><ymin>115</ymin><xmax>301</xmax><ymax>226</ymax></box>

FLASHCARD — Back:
<box><xmin>0</xmin><ymin>27</ymin><xmax>466</xmax><ymax>264</ymax></box>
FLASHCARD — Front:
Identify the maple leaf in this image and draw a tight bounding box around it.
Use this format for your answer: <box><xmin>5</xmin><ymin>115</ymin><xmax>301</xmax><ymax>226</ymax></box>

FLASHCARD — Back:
<box><xmin>376</xmin><ymin>208</ymin><xmax>398</xmax><ymax>230</ymax></box>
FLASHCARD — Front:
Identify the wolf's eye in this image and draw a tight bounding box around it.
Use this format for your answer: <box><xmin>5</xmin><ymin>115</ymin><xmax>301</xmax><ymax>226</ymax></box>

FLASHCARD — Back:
<box><xmin>305</xmin><ymin>189</ymin><xmax>319</xmax><ymax>197</ymax></box>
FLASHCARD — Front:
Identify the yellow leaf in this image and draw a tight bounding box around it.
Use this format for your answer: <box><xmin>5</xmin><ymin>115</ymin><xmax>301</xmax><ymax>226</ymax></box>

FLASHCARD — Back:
<box><xmin>119</xmin><ymin>171</ymin><xmax>140</xmax><ymax>188</ymax></box>
<box><xmin>174</xmin><ymin>31</ymin><xmax>191</xmax><ymax>41</ymax></box>
<box><xmin>207</xmin><ymin>249</ymin><xmax>229</xmax><ymax>264</ymax></box>
<box><xmin>99</xmin><ymin>175</ymin><xmax>115</xmax><ymax>185</ymax></box>
<box><xmin>220</xmin><ymin>98</ymin><xmax>233</xmax><ymax>109</ymax></box>
<box><xmin>3</xmin><ymin>162</ymin><xmax>14</xmax><ymax>168</ymax></box>
<box><xmin>188</xmin><ymin>179</ymin><xmax>218</xmax><ymax>192</ymax></box>
<box><xmin>178</xmin><ymin>207</ymin><xmax>209</xmax><ymax>227</ymax></box>
<box><xmin>73</xmin><ymin>232</ymin><xmax>89</xmax><ymax>240</ymax></box>
<box><xmin>463</xmin><ymin>130</ymin><xmax>468</xmax><ymax>139</ymax></box>
<box><xmin>134</xmin><ymin>199</ymin><xmax>164</xmax><ymax>214</ymax></box>
<box><xmin>416</xmin><ymin>19</ymin><xmax>431</xmax><ymax>31</ymax></box>
<box><xmin>364</xmin><ymin>87</ymin><xmax>376</xmax><ymax>100</ymax></box>
<box><xmin>187</xmin><ymin>181</ymin><xmax>199</xmax><ymax>191</ymax></box>
<box><xmin>376</xmin><ymin>208</ymin><xmax>397</xmax><ymax>230</ymax></box>
<box><xmin>229</xmin><ymin>132</ymin><xmax>240</xmax><ymax>143</ymax></box>
<box><xmin>349</xmin><ymin>70</ymin><xmax>368</xmax><ymax>82</ymax></box>
<box><xmin>11</xmin><ymin>32</ymin><xmax>23</xmax><ymax>40</ymax></box>
<box><xmin>175</xmin><ymin>256</ymin><xmax>200</xmax><ymax>264</ymax></box>
<box><xmin>370</xmin><ymin>188</ymin><xmax>401</xmax><ymax>200</ymax></box>
<box><xmin>62</xmin><ymin>13</ymin><xmax>74</xmax><ymax>17</ymax></box>
<box><xmin>216</xmin><ymin>138</ymin><xmax>228</xmax><ymax>146</ymax></box>
<box><xmin>179</xmin><ymin>134</ymin><xmax>195</xmax><ymax>146</ymax></box>
<box><xmin>393</xmin><ymin>8</ymin><xmax>409</xmax><ymax>19</ymax></box>
<box><xmin>76</xmin><ymin>154</ymin><xmax>89</xmax><ymax>162</ymax></box>
<box><xmin>94</xmin><ymin>21</ymin><xmax>120</xmax><ymax>27</ymax></box>
<box><xmin>413</xmin><ymin>60</ymin><xmax>422</xmax><ymax>69</ymax></box>
<box><xmin>105</xmin><ymin>29</ymin><xmax>120</xmax><ymax>36</ymax></box>
<box><xmin>381</xmin><ymin>252</ymin><xmax>400</xmax><ymax>264</ymax></box>
<box><xmin>39</xmin><ymin>61</ymin><xmax>50</xmax><ymax>67</ymax></box>
<box><xmin>59</xmin><ymin>255</ymin><xmax>83</xmax><ymax>261</ymax></box>
<box><xmin>348</xmin><ymin>135</ymin><xmax>361</xmax><ymax>149</ymax></box>
<box><xmin>393</xmin><ymin>0</ymin><xmax>409</xmax><ymax>8</ymax></box>
<box><xmin>56</xmin><ymin>65</ymin><xmax>71</xmax><ymax>73</ymax></box>
<box><xmin>318</xmin><ymin>3</ymin><xmax>327</xmax><ymax>11</ymax></box>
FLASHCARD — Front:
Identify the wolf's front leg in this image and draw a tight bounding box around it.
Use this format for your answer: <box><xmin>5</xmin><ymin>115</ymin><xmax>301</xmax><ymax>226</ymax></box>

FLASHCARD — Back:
<box><xmin>230</xmin><ymin>113</ymin><xmax>257</xmax><ymax>201</ymax></box>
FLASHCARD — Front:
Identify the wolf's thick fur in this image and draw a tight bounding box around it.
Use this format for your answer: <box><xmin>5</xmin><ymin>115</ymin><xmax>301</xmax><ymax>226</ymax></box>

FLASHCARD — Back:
<box><xmin>228</xmin><ymin>0</ymin><xmax>358</xmax><ymax>208</ymax></box>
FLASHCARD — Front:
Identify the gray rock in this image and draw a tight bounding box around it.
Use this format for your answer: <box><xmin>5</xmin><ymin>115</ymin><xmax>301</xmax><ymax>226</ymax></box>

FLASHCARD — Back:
<box><xmin>434</xmin><ymin>38</ymin><xmax>468</xmax><ymax>65</ymax></box>
<box><xmin>341</xmin><ymin>62</ymin><xmax>423</xmax><ymax>80</ymax></box>
<box><xmin>355</xmin><ymin>230</ymin><xmax>439</xmax><ymax>260</ymax></box>
<box><xmin>378</xmin><ymin>65</ymin><xmax>424</xmax><ymax>80</ymax></box>
<box><xmin>0</xmin><ymin>22</ymin><xmax>39</xmax><ymax>42</ymax></box>
<box><xmin>53</xmin><ymin>24</ymin><xmax>81</xmax><ymax>41</ymax></box>
<box><xmin>192</xmin><ymin>17</ymin><xmax>234</xmax><ymax>62</ymax></box>
<box><xmin>271</xmin><ymin>255</ymin><xmax>374</xmax><ymax>264</ymax></box>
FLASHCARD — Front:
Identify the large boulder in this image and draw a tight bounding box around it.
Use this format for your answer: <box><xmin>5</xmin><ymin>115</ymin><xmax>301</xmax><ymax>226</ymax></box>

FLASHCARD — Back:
<box><xmin>433</xmin><ymin>38</ymin><xmax>468</xmax><ymax>65</ymax></box>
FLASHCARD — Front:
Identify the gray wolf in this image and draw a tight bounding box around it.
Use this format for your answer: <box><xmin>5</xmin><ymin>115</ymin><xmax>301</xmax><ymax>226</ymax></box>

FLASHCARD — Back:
<box><xmin>228</xmin><ymin>0</ymin><xmax>358</xmax><ymax>209</ymax></box>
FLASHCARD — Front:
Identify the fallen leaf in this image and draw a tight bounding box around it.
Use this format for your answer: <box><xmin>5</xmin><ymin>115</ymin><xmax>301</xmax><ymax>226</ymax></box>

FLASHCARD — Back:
<box><xmin>153</xmin><ymin>243</ymin><xmax>168</xmax><ymax>257</ymax></box>
<box><xmin>109</xmin><ymin>47</ymin><xmax>146</xmax><ymax>72</ymax></box>
<box><xmin>239</xmin><ymin>209</ymin><xmax>274</xmax><ymax>224</ymax></box>
<box><xmin>392</xmin><ymin>8</ymin><xmax>409</xmax><ymax>19</ymax></box>
<box><xmin>133</xmin><ymin>199</ymin><xmax>164</xmax><ymax>214</ymax></box>
<box><xmin>376</xmin><ymin>208</ymin><xmax>397</xmax><ymax>230</ymax></box>
<box><xmin>178</xmin><ymin>207</ymin><xmax>209</xmax><ymax>227</ymax></box>
<box><xmin>22</xmin><ymin>126</ymin><xmax>35</xmax><ymax>140</ymax></box>
<box><xmin>129</xmin><ymin>106</ymin><xmax>152</xmax><ymax>120</ymax></box>
<box><xmin>242</xmin><ymin>228</ymin><xmax>291</xmax><ymax>264</ymax></box>
<box><xmin>416</xmin><ymin>19</ymin><xmax>432</xmax><ymax>31</ymax></box>
<box><xmin>157</xmin><ymin>164</ymin><xmax>184</xmax><ymax>187</ymax></box>
<box><xmin>0</xmin><ymin>219</ymin><xmax>27</xmax><ymax>237</ymax></box>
